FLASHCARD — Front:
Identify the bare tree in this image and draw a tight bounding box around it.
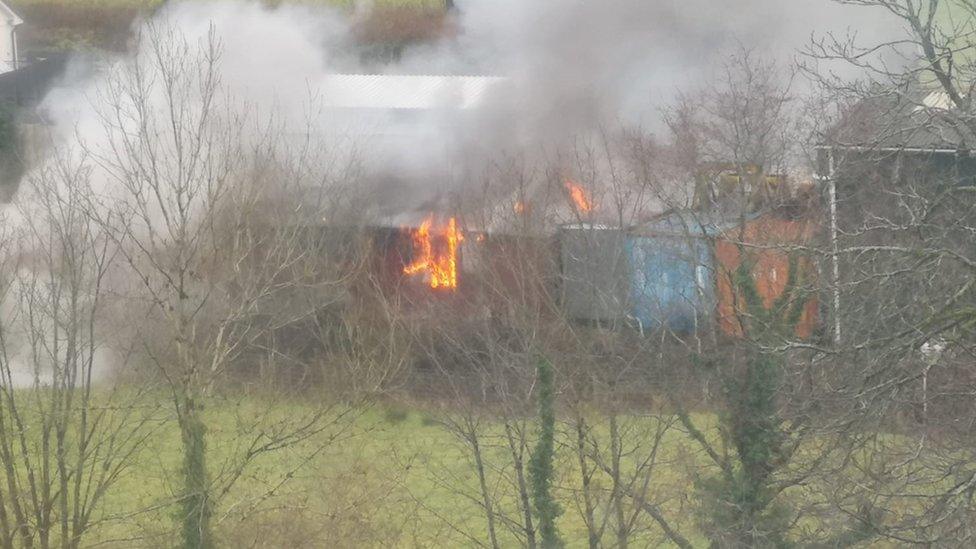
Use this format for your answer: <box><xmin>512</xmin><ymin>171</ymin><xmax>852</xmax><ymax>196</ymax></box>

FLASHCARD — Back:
<box><xmin>0</xmin><ymin>150</ymin><xmax>157</xmax><ymax>549</ymax></box>
<box><xmin>804</xmin><ymin>1</ymin><xmax>976</xmax><ymax>544</ymax></box>
<box><xmin>75</xmin><ymin>22</ymin><xmax>372</xmax><ymax>547</ymax></box>
<box><xmin>629</xmin><ymin>50</ymin><xmax>890</xmax><ymax>548</ymax></box>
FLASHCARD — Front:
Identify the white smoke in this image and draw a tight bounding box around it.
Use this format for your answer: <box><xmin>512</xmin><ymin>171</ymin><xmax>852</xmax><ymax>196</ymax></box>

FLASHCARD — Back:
<box><xmin>33</xmin><ymin>0</ymin><xmax>902</xmax><ymax>208</ymax></box>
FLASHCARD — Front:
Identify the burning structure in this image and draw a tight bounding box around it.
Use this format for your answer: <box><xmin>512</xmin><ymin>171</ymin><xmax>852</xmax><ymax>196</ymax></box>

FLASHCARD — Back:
<box><xmin>6</xmin><ymin>0</ymin><xmax>905</xmax><ymax>344</ymax></box>
<box><xmin>564</xmin><ymin>178</ymin><xmax>594</xmax><ymax>214</ymax></box>
<box><xmin>302</xmin><ymin>73</ymin><xmax>510</xmax><ymax>293</ymax></box>
<box><xmin>402</xmin><ymin>216</ymin><xmax>463</xmax><ymax>290</ymax></box>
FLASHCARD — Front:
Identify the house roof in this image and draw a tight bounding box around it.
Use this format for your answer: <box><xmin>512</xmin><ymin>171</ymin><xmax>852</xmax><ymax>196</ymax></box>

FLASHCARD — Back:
<box><xmin>629</xmin><ymin>210</ymin><xmax>747</xmax><ymax>239</ymax></box>
<box><xmin>827</xmin><ymin>82</ymin><xmax>971</xmax><ymax>152</ymax></box>
<box><xmin>0</xmin><ymin>0</ymin><xmax>22</xmax><ymax>26</ymax></box>
<box><xmin>317</xmin><ymin>74</ymin><xmax>507</xmax><ymax>110</ymax></box>
<box><xmin>559</xmin><ymin>223</ymin><xmax>620</xmax><ymax>231</ymax></box>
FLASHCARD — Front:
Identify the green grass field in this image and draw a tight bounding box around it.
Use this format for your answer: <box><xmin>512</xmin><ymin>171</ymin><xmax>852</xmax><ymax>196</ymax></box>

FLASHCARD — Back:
<box><xmin>54</xmin><ymin>392</ymin><xmax>919</xmax><ymax>548</ymax></box>
<box><xmin>0</xmin><ymin>381</ymin><xmax>933</xmax><ymax>547</ymax></box>
<box><xmin>41</xmin><ymin>395</ymin><xmax>713</xmax><ymax>547</ymax></box>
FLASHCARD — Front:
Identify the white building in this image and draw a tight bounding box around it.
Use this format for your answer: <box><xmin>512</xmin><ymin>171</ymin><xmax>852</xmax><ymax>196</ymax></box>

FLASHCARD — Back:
<box><xmin>318</xmin><ymin>74</ymin><xmax>505</xmax><ymax>111</ymax></box>
<box><xmin>311</xmin><ymin>73</ymin><xmax>509</xmax><ymax>220</ymax></box>
<box><xmin>0</xmin><ymin>0</ymin><xmax>21</xmax><ymax>73</ymax></box>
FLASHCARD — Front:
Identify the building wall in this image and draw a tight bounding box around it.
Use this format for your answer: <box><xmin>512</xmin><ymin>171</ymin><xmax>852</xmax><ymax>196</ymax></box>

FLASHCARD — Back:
<box><xmin>559</xmin><ymin>226</ymin><xmax>629</xmax><ymax>324</ymax></box>
<box><xmin>829</xmin><ymin>150</ymin><xmax>975</xmax><ymax>344</ymax></box>
<box><xmin>462</xmin><ymin>233</ymin><xmax>559</xmax><ymax>315</ymax></box>
<box><xmin>627</xmin><ymin>234</ymin><xmax>713</xmax><ymax>333</ymax></box>
<box><xmin>0</xmin><ymin>19</ymin><xmax>13</xmax><ymax>73</ymax></box>
<box><xmin>715</xmin><ymin>215</ymin><xmax>819</xmax><ymax>339</ymax></box>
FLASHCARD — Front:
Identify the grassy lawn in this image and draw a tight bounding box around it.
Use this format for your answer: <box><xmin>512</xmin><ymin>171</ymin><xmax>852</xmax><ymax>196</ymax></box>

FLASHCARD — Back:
<box><xmin>64</xmin><ymin>389</ymin><xmax>942</xmax><ymax>548</ymax></box>
<box><xmin>9</xmin><ymin>389</ymin><xmax>919</xmax><ymax>547</ymax></box>
<box><xmin>58</xmin><ymin>388</ymin><xmax>934</xmax><ymax>548</ymax></box>
<box><xmin>21</xmin><ymin>393</ymin><xmax>712</xmax><ymax>547</ymax></box>
<box><xmin>8</xmin><ymin>0</ymin><xmax>450</xmax><ymax>54</ymax></box>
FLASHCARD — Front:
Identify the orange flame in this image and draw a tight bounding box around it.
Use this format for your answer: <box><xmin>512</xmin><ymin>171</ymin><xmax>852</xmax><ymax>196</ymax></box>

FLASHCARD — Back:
<box><xmin>403</xmin><ymin>216</ymin><xmax>463</xmax><ymax>290</ymax></box>
<box><xmin>564</xmin><ymin>179</ymin><xmax>593</xmax><ymax>213</ymax></box>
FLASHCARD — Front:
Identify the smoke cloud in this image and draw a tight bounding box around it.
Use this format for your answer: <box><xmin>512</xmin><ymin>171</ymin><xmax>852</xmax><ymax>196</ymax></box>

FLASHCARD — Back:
<box><xmin>32</xmin><ymin>0</ymin><xmax>900</xmax><ymax>208</ymax></box>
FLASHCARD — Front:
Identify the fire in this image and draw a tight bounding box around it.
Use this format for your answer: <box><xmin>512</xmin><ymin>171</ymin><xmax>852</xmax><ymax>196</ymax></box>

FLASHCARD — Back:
<box><xmin>403</xmin><ymin>216</ymin><xmax>463</xmax><ymax>290</ymax></box>
<box><xmin>564</xmin><ymin>179</ymin><xmax>593</xmax><ymax>213</ymax></box>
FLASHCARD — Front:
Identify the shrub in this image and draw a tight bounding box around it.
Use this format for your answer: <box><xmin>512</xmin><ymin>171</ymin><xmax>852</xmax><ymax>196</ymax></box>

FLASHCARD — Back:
<box><xmin>383</xmin><ymin>404</ymin><xmax>410</xmax><ymax>424</ymax></box>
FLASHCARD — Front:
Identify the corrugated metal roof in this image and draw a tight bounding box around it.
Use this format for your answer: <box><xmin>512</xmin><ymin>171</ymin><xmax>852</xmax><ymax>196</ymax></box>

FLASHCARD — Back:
<box><xmin>0</xmin><ymin>0</ymin><xmax>23</xmax><ymax>26</ymax></box>
<box><xmin>317</xmin><ymin>74</ymin><xmax>507</xmax><ymax>110</ymax></box>
<box><xmin>917</xmin><ymin>91</ymin><xmax>954</xmax><ymax>111</ymax></box>
<box><xmin>559</xmin><ymin>223</ymin><xmax>620</xmax><ymax>231</ymax></box>
<box><xmin>630</xmin><ymin>210</ymin><xmax>746</xmax><ymax>238</ymax></box>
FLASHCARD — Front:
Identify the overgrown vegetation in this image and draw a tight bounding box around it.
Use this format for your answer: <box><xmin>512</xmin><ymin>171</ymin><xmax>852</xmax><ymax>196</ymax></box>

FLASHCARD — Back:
<box><xmin>695</xmin><ymin>255</ymin><xmax>804</xmax><ymax>547</ymax></box>
<box><xmin>0</xmin><ymin>395</ymin><xmax>871</xmax><ymax>547</ymax></box>
<box><xmin>0</xmin><ymin>102</ymin><xmax>22</xmax><ymax>197</ymax></box>
<box><xmin>528</xmin><ymin>358</ymin><xmax>562</xmax><ymax>548</ymax></box>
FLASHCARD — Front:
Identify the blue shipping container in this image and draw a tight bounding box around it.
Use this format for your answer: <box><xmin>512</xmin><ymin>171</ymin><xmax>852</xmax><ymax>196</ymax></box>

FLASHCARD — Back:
<box><xmin>626</xmin><ymin>212</ymin><xmax>731</xmax><ymax>333</ymax></box>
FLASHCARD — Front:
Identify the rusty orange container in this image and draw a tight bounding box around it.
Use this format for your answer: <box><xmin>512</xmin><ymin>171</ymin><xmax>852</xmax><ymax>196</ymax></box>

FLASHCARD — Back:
<box><xmin>715</xmin><ymin>213</ymin><xmax>819</xmax><ymax>339</ymax></box>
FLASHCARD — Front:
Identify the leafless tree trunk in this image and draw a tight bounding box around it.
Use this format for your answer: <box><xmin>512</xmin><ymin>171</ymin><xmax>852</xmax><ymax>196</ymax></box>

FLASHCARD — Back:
<box><xmin>72</xmin><ymin>21</ymin><xmax>373</xmax><ymax>547</ymax></box>
<box><xmin>0</xmin><ymin>149</ymin><xmax>157</xmax><ymax>548</ymax></box>
<box><xmin>803</xmin><ymin>1</ymin><xmax>976</xmax><ymax>543</ymax></box>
